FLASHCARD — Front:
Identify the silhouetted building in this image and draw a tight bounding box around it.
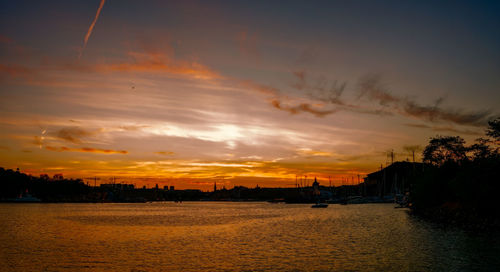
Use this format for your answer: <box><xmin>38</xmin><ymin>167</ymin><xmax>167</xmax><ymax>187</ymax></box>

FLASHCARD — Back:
<box><xmin>312</xmin><ymin>177</ymin><xmax>320</xmax><ymax>196</ymax></box>
<box><xmin>100</xmin><ymin>183</ymin><xmax>134</xmax><ymax>190</ymax></box>
<box><xmin>364</xmin><ymin>161</ymin><xmax>423</xmax><ymax>197</ymax></box>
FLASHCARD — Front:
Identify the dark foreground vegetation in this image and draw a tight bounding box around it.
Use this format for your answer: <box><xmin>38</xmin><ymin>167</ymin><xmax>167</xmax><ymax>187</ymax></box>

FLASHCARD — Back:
<box><xmin>0</xmin><ymin>169</ymin><xmax>91</xmax><ymax>202</ymax></box>
<box><xmin>410</xmin><ymin>118</ymin><xmax>500</xmax><ymax>229</ymax></box>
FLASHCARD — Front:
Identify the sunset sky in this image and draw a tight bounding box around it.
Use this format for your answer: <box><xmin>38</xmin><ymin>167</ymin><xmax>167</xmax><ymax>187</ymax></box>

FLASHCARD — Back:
<box><xmin>1</xmin><ymin>0</ymin><xmax>499</xmax><ymax>190</ymax></box>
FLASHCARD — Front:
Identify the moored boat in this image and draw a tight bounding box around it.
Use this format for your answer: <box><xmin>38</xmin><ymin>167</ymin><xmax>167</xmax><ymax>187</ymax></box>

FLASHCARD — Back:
<box><xmin>8</xmin><ymin>193</ymin><xmax>41</xmax><ymax>203</ymax></box>
<box><xmin>311</xmin><ymin>203</ymin><xmax>328</xmax><ymax>208</ymax></box>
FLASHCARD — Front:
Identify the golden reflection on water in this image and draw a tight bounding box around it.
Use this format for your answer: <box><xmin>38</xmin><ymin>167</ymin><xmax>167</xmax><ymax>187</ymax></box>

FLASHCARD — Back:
<box><xmin>1</xmin><ymin>202</ymin><xmax>499</xmax><ymax>272</ymax></box>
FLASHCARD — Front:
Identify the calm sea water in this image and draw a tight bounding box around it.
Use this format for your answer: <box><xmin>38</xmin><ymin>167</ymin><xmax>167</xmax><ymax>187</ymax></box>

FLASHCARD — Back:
<box><xmin>1</xmin><ymin>202</ymin><xmax>499</xmax><ymax>272</ymax></box>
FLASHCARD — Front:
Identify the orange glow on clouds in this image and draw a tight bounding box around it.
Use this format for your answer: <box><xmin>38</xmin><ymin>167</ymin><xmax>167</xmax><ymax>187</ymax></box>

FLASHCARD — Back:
<box><xmin>104</xmin><ymin>51</ymin><xmax>221</xmax><ymax>80</ymax></box>
<box><xmin>45</xmin><ymin>146</ymin><xmax>128</xmax><ymax>154</ymax></box>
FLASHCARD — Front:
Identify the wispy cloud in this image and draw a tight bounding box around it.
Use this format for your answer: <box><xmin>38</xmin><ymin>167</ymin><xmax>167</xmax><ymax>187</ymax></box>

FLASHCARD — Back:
<box><xmin>280</xmin><ymin>71</ymin><xmax>494</xmax><ymax>127</ymax></box>
<box><xmin>240</xmin><ymin>78</ymin><xmax>341</xmax><ymax>117</ymax></box>
<box><xmin>292</xmin><ymin>70</ymin><xmax>346</xmax><ymax>106</ymax></box>
<box><xmin>402</xmin><ymin>100</ymin><xmax>490</xmax><ymax>127</ymax></box>
<box><xmin>79</xmin><ymin>0</ymin><xmax>106</xmax><ymax>59</ymax></box>
<box><xmin>296</xmin><ymin>148</ymin><xmax>333</xmax><ymax>157</ymax></box>
<box><xmin>357</xmin><ymin>74</ymin><xmax>400</xmax><ymax>106</ymax></box>
<box><xmin>0</xmin><ymin>145</ymin><xmax>10</xmax><ymax>151</ymax></box>
<box><xmin>45</xmin><ymin>146</ymin><xmax>127</xmax><ymax>154</ymax></box>
<box><xmin>239</xmin><ymin>80</ymin><xmax>280</xmax><ymax>96</ymax></box>
<box><xmin>103</xmin><ymin>51</ymin><xmax>221</xmax><ymax>79</ymax></box>
<box><xmin>404</xmin><ymin>123</ymin><xmax>484</xmax><ymax>136</ymax></box>
<box><xmin>357</xmin><ymin>75</ymin><xmax>492</xmax><ymax>126</ymax></box>
<box><xmin>51</xmin><ymin>127</ymin><xmax>97</xmax><ymax>144</ymax></box>
<box><xmin>32</xmin><ymin>136</ymin><xmax>44</xmax><ymax>148</ymax></box>
<box><xmin>155</xmin><ymin>151</ymin><xmax>175</xmax><ymax>156</ymax></box>
<box><xmin>271</xmin><ymin>99</ymin><xmax>338</xmax><ymax>117</ymax></box>
<box><xmin>118</xmin><ymin>125</ymin><xmax>150</xmax><ymax>131</ymax></box>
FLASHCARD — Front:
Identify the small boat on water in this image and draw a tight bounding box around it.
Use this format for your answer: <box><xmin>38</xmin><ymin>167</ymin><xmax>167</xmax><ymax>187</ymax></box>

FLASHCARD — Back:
<box><xmin>8</xmin><ymin>193</ymin><xmax>41</xmax><ymax>203</ymax></box>
<box><xmin>394</xmin><ymin>193</ymin><xmax>409</xmax><ymax>208</ymax></box>
<box><xmin>311</xmin><ymin>203</ymin><xmax>328</xmax><ymax>208</ymax></box>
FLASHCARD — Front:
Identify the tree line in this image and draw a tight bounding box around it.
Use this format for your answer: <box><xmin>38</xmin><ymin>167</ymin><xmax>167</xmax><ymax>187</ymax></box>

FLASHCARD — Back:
<box><xmin>411</xmin><ymin>118</ymin><xmax>500</xmax><ymax>228</ymax></box>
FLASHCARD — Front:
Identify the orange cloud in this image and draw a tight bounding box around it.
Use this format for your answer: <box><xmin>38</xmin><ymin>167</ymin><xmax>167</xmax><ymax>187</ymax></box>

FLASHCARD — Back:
<box><xmin>0</xmin><ymin>145</ymin><xmax>10</xmax><ymax>151</ymax></box>
<box><xmin>32</xmin><ymin>136</ymin><xmax>44</xmax><ymax>148</ymax></box>
<box><xmin>155</xmin><ymin>151</ymin><xmax>175</xmax><ymax>156</ymax></box>
<box><xmin>45</xmin><ymin>146</ymin><xmax>128</xmax><ymax>154</ymax></box>
<box><xmin>102</xmin><ymin>51</ymin><xmax>221</xmax><ymax>80</ymax></box>
<box><xmin>3</xmin><ymin>41</ymin><xmax>220</xmax><ymax>85</ymax></box>
<box><xmin>296</xmin><ymin>148</ymin><xmax>333</xmax><ymax>157</ymax></box>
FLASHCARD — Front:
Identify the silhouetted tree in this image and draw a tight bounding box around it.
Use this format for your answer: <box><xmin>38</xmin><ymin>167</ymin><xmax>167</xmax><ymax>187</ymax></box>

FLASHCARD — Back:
<box><xmin>469</xmin><ymin>138</ymin><xmax>493</xmax><ymax>160</ymax></box>
<box><xmin>412</xmin><ymin>128</ymin><xmax>500</xmax><ymax>227</ymax></box>
<box><xmin>486</xmin><ymin>118</ymin><xmax>500</xmax><ymax>142</ymax></box>
<box><xmin>422</xmin><ymin>135</ymin><xmax>467</xmax><ymax>166</ymax></box>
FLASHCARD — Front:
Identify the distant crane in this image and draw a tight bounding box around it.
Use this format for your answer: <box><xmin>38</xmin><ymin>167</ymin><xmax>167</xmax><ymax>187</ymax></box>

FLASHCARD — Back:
<box><xmin>84</xmin><ymin>177</ymin><xmax>100</xmax><ymax>187</ymax></box>
<box><xmin>403</xmin><ymin>145</ymin><xmax>421</xmax><ymax>163</ymax></box>
<box><xmin>386</xmin><ymin>149</ymin><xmax>394</xmax><ymax>165</ymax></box>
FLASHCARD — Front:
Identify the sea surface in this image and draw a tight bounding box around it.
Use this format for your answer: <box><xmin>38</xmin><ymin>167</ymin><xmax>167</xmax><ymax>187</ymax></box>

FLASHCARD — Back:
<box><xmin>1</xmin><ymin>202</ymin><xmax>499</xmax><ymax>272</ymax></box>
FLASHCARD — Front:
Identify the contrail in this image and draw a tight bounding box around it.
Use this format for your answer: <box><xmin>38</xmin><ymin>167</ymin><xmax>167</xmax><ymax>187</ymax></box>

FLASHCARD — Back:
<box><xmin>79</xmin><ymin>0</ymin><xmax>106</xmax><ymax>59</ymax></box>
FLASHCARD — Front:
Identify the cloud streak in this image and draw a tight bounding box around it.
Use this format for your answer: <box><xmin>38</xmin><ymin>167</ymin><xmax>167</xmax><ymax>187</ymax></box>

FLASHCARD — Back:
<box><xmin>404</xmin><ymin>123</ymin><xmax>484</xmax><ymax>136</ymax></box>
<box><xmin>357</xmin><ymin>75</ymin><xmax>492</xmax><ymax>126</ymax></box>
<box><xmin>296</xmin><ymin>148</ymin><xmax>333</xmax><ymax>157</ymax></box>
<box><xmin>79</xmin><ymin>0</ymin><xmax>106</xmax><ymax>59</ymax></box>
<box><xmin>155</xmin><ymin>151</ymin><xmax>175</xmax><ymax>156</ymax></box>
<box><xmin>104</xmin><ymin>51</ymin><xmax>220</xmax><ymax>79</ymax></box>
<box><xmin>292</xmin><ymin>71</ymin><xmax>347</xmax><ymax>106</ymax></box>
<box><xmin>240</xmin><ymin>77</ymin><xmax>341</xmax><ymax>118</ymax></box>
<box><xmin>51</xmin><ymin>127</ymin><xmax>97</xmax><ymax>144</ymax></box>
<box><xmin>271</xmin><ymin>99</ymin><xmax>338</xmax><ymax>117</ymax></box>
<box><xmin>282</xmin><ymin>71</ymin><xmax>494</xmax><ymax>127</ymax></box>
<box><xmin>45</xmin><ymin>146</ymin><xmax>127</xmax><ymax>154</ymax></box>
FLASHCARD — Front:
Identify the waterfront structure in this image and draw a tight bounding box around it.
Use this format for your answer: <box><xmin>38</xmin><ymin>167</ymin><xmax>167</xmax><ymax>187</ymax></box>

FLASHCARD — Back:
<box><xmin>364</xmin><ymin>161</ymin><xmax>423</xmax><ymax>197</ymax></box>
<box><xmin>100</xmin><ymin>183</ymin><xmax>135</xmax><ymax>190</ymax></box>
